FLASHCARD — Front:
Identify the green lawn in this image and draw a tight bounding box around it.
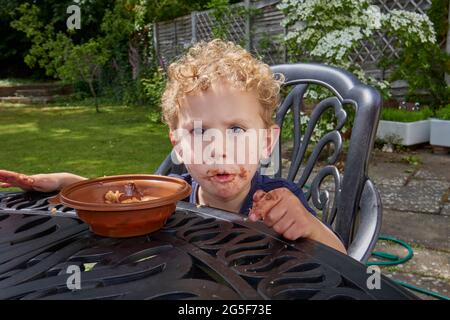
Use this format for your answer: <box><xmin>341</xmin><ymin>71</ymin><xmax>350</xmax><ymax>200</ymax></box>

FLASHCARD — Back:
<box><xmin>0</xmin><ymin>103</ymin><xmax>172</xmax><ymax>183</ymax></box>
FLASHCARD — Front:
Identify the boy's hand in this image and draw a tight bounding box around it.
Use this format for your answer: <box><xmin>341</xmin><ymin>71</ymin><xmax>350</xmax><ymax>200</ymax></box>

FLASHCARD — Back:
<box><xmin>248</xmin><ymin>187</ymin><xmax>347</xmax><ymax>254</ymax></box>
<box><xmin>0</xmin><ymin>170</ymin><xmax>61</xmax><ymax>192</ymax></box>
<box><xmin>248</xmin><ymin>188</ymin><xmax>320</xmax><ymax>241</ymax></box>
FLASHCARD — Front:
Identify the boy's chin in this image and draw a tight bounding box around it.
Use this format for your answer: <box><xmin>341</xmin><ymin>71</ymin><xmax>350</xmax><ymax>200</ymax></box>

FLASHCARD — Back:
<box><xmin>212</xmin><ymin>189</ymin><xmax>240</xmax><ymax>199</ymax></box>
<box><xmin>207</xmin><ymin>182</ymin><xmax>249</xmax><ymax>200</ymax></box>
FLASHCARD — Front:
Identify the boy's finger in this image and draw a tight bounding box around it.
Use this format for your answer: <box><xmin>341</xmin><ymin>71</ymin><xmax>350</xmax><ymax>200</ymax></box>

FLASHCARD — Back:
<box><xmin>251</xmin><ymin>190</ymin><xmax>282</xmax><ymax>219</ymax></box>
<box><xmin>263</xmin><ymin>205</ymin><xmax>288</xmax><ymax>227</ymax></box>
<box><xmin>0</xmin><ymin>171</ymin><xmax>33</xmax><ymax>186</ymax></box>
<box><xmin>252</xmin><ymin>189</ymin><xmax>266</xmax><ymax>202</ymax></box>
<box><xmin>0</xmin><ymin>170</ymin><xmax>20</xmax><ymax>181</ymax></box>
<box><xmin>249</xmin><ymin>190</ymin><xmax>269</xmax><ymax>221</ymax></box>
<box><xmin>248</xmin><ymin>209</ymin><xmax>260</xmax><ymax>222</ymax></box>
<box><xmin>10</xmin><ymin>176</ymin><xmax>34</xmax><ymax>189</ymax></box>
<box><xmin>272</xmin><ymin>216</ymin><xmax>295</xmax><ymax>235</ymax></box>
<box><xmin>1</xmin><ymin>176</ymin><xmax>34</xmax><ymax>190</ymax></box>
<box><xmin>0</xmin><ymin>183</ymin><xmax>12</xmax><ymax>188</ymax></box>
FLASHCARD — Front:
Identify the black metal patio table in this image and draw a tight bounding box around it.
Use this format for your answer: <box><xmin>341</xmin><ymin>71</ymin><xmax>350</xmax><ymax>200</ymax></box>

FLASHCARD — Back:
<box><xmin>0</xmin><ymin>191</ymin><xmax>416</xmax><ymax>300</ymax></box>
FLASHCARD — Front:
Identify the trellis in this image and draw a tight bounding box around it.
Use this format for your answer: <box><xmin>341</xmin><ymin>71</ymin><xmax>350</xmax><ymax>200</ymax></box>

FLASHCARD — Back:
<box><xmin>153</xmin><ymin>0</ymin><xmax>436</xmax><ymax>80</ymax></box>
<box><xmin>351</xmin><ymin>0</ymin><xmax>433</xmax><ymax>78</ymax></box>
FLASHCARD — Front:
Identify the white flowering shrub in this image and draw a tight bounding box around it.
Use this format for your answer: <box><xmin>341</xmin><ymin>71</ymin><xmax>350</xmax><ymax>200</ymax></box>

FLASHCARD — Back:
<box><xmin>278</xmin><ymin>0</ymin><xmax>437</xmax><ymax>97</ymax></box>
<box><xmin>300</xmin><ymin>112</ymin><xmax>342</xmax><ymax>145</ymax></box>
<box><xmin>281</xmin><ymin>108</ymin><xmax>350</xmax><ymax>146</ymax></box>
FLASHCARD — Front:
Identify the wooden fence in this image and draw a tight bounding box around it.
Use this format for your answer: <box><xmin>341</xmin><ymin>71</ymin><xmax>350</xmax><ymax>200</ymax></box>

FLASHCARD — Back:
<box><xmin>153</xmin><ymin>0</ymin><xmax>442</xmax><ymax>87</ymax></box>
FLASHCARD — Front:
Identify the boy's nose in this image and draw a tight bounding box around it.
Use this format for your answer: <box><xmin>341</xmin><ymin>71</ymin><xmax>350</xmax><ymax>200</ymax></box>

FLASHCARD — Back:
<box><xmin>206</xmin><ymin>134</ymin><xmax>231</xmax><ymax>163</ymax></box>
<box><xmin>209</xmin><ymin>146</ymin><xmax>226</xmax><ymax>162</ymax></box>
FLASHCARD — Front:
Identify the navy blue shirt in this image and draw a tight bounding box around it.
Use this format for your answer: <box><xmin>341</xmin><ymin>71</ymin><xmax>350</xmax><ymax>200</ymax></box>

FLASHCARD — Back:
<box><xmin>169</xmin><ymin>170</ymin><xmax>316</xmax><ymax>216</ymax></box>
<box><xmin>169</xmin><ymin>171</ymin><xmax>345</xmax><ymax>244</ymax></box>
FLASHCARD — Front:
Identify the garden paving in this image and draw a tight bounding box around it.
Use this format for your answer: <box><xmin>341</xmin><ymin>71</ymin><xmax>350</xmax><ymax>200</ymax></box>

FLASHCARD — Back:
<box><xmin>368</xmin><ymin>148</ymin><xmax>449</xmax><ymax>299</ymax></box>
<box><xmin>282</xmin><ymin>147</ymin><xmax>450</xmax><ymax>299</ymax></box>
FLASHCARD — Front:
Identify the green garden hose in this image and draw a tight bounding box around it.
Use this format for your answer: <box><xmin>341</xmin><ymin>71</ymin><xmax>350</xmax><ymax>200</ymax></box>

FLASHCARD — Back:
<box><xmin>368</xmin><ymin>235</ymin><xmax>450</xmax><ymax>300</ymax></box>
<box><xmin>368</xmin><ymin>235</ymin><xmax>414</xmax><ymax>266</ymax></box>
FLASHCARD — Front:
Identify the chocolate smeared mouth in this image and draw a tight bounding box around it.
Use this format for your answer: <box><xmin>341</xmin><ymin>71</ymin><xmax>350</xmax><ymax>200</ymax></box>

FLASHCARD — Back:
<box><xmin>210</xmin><ymin>173</ymin><xmax>236</xmax><ymax>183</ymax></box>
<box><xmin>204</xmin><ymin>169</ymin><xmax>238</xmax><ymax>184</ymax></box>
<box><xmin>205</xmin><ymin>167</ymin><xmax>249</xmax><ymax>180</ymax></box>
<box><xmin>206</xmin><ymin>169</ymin><xmax>235</xmax><ymax>177</ymax></box>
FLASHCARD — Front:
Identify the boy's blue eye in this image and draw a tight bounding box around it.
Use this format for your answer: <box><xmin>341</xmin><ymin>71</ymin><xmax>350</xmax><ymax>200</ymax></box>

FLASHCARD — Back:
<box><xmin>191</xmin><ymin>127</ymin><xmax>205</xmax><ymax>135</ymax></box>
<box><xmin>229</xmin><ymin>126</ymin><xmax>245</xmax><ymax>134</ymax></box>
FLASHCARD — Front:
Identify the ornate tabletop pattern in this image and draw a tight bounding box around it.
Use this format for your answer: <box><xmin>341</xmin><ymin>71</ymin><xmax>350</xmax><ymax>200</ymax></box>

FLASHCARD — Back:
<box><xmin>0</xmin><ymin>192</ymin><xmax>415</xmax><ymax>300</ymax></box>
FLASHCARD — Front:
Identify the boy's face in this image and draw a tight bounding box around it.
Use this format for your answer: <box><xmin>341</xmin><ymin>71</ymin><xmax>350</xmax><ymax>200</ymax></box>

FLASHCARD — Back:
<box><xmin>169</xmin><ymin>81</ymin><xmax>279</xmax><ymax>202</ymax></box>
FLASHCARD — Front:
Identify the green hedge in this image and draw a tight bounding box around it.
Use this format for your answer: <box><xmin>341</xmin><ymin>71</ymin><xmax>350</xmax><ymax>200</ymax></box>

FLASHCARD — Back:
<box><xmin>380</xmin><ymin>108</ymin><xmax>433</xmax><ymax>122</ymax></box>
<box><xmin>435</xmin><ymin>104</ymin><xmax>450</xmax><ymax>120</ymax></box>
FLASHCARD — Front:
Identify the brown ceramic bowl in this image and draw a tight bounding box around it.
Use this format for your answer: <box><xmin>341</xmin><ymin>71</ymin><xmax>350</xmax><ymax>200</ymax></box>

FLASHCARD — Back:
<box><xmin>50</xmin><ymin>174</ymin><xmax>191</xmax><ymax>238</ymax></box>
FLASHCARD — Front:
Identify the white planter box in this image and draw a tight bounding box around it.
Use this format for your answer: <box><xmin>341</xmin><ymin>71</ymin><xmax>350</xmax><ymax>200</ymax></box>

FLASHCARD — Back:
<box><xmin>430</xmin><ymin>118</ymin><xmax>450</xmax><ymax>147</ymax></box>
<box><xmin>376</xmin><ymin>120</ymin><xmax>430</xmax><ymax>146</ymax></box>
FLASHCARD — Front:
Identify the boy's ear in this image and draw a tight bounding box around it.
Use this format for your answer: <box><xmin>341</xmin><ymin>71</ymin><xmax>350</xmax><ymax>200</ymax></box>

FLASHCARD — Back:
<box><xmin>262</xmin><ymin>125</ymin><xmax>280</xmax><ymax>158</ymax></box>
<box><xmin>169</xmin><ymin>130</ymin><xmax>177</xmax><ymax>147</ymax></box>
<box><xmin>169</xmin><ymin>129</ymin><xmax>184</xmax><ymax>163</ymax></box>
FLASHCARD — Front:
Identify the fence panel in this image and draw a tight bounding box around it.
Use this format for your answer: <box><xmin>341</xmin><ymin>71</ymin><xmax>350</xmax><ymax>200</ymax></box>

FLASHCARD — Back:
<box><xmin>154</xmin><ymin>0</ymin><xmax>437</xmax><ymax>83</ymax></box>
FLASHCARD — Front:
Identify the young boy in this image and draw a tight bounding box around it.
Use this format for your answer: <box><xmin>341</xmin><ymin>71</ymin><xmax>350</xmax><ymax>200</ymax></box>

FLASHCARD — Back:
<box><xmin>0</xmin><ymin>39</ymin><xmax>346</xmax><ymax>254</ymax></box>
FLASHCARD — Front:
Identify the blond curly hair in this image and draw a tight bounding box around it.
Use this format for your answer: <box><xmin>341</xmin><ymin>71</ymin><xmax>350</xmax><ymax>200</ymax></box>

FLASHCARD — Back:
<box><xmin>161</xmin><ymin>39</ymin><xmax>284</xmax><ymax>129</ymax></box>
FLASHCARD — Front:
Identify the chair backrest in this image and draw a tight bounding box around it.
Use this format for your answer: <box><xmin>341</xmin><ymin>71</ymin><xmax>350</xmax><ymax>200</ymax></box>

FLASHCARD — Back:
<box><xmin>155</xmin><ymin>63</ymin><xmax>382</xmax><ymax>255</ymax></box>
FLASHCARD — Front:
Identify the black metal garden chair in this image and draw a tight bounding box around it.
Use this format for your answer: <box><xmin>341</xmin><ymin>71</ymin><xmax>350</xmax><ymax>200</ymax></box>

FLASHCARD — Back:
<box><xmin>155</xmin><ymin>63</ymin><xmax>382</xmax><ymax>263</ymax></box>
